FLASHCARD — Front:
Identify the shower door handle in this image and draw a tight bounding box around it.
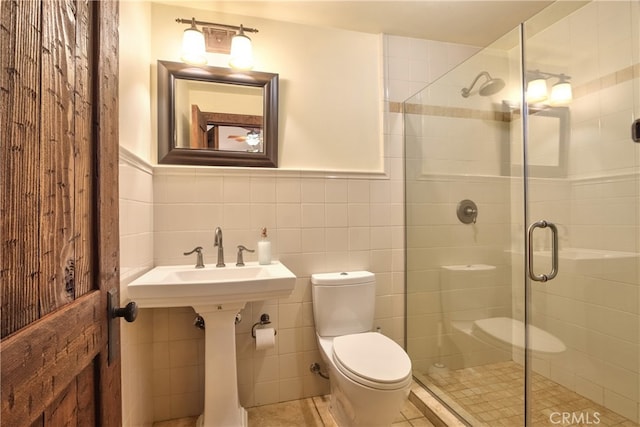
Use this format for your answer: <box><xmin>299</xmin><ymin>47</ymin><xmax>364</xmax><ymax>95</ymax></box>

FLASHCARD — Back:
<box><xmin>527</xmin><ymin>220</ymin><xmax>559</xmax><ymax>282</ymax></box>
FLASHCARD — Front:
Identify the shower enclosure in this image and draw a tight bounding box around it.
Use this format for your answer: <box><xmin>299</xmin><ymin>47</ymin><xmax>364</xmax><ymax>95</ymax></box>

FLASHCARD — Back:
<box><xmin>405</xmin><ymin>2</ymin><xmax>639</xmax><ymax>426</ymax></box>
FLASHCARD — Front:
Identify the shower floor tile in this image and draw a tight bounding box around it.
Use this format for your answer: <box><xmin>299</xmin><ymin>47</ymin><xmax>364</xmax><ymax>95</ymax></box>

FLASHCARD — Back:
<box><xmin>419</xmin><ymin>361</ymin><xmax>636</xmax><ymax>426</ymax></box>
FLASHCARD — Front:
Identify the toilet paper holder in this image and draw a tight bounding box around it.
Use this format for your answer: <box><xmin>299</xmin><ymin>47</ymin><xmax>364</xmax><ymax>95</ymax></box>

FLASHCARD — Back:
<box><xmin>251</xmin><ymin>313</ymin><xmax>277</xmax><ymax>338</ymax></box>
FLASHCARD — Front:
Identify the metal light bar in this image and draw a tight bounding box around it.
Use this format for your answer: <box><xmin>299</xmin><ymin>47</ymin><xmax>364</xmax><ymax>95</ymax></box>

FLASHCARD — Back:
<box><xmin>527</xmin><ymin>69</ymin><xmax>570</xmax><ymax>81</ymax></box>
<box><xmin>176</xmin><ymin>18</ymin><xmax>259</xmax><ymax>34</ymax></box>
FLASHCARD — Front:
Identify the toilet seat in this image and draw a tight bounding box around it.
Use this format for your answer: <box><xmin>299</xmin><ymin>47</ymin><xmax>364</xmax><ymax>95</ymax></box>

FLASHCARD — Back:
<box><xmin>332</xmin><ymin>332</ymin><xmax>412</xmax><ymax>390</ymax></box>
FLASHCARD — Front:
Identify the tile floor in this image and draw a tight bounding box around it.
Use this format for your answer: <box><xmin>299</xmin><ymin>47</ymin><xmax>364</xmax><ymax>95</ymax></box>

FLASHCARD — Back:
<box><xmin>153</xmin><ymin>395</ymin><xmax>434</xmax><ymax>427</ymax></box>
<box><xmin>421</xmin><ymin>361</ymin><xmax>637</xmax><ymax>427</ymax></box>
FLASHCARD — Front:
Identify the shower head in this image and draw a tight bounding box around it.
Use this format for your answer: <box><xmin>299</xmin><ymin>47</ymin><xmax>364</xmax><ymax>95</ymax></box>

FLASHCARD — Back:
<box><xmin>461</xmin><ymin>71</ymin><xmax>505</xmax><ymax>98</ymax></box>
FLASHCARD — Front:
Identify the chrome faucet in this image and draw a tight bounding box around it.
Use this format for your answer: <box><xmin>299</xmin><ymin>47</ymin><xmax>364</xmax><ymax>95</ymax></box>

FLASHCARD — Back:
<box><xmin>183</xmin><ymin>246</ymin><xmax>205</xmax><ymax>268</ymax></box>
<box><xmin>236</xmin><ymin>245</ymin><xmax>255</xmax><ymax>267</ymax></box>
<box><xmin>214</xmin><ymin>227</ymin><xmax>225</xmax><ymax>267</ymax></box>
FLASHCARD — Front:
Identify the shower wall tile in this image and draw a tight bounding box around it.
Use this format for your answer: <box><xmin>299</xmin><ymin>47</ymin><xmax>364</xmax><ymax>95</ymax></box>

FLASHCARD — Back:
<box><xmin>604</xmin><ymin>389</ymin><xmax>638</xmax><ymax>423</ymax></box>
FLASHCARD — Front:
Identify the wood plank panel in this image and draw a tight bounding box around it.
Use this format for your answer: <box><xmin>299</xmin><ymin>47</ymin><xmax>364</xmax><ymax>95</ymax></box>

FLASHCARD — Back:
<box><xmin>44</xmin><ymin>360</ymin><xmax>96</xmax><ymax>426</ymax></box>
<box><xmin>39</xmin><ymin>0</ymin><xmax>76</xmax><ymax>314</ymax></box>
<box><xmin>0</xmin><ymin>0</ymin><xmax>43</xmax><ymax>337</ymax></box>
<box><xmin>94</xmin><ymin>1</ymin><xmax>123</xmax><ymax>424</ymax></box>
<box><xmin>0</xmin><ymin>291</ymin><xmax>103</xmax><ymax>426</ymax></box>
<box><xmin>45</xmin><ymin>375</ymin><xmax>78</xmax><ymax>426</ymax></box>
<box><xmin>2</xmin><ymin>0</ymin><xmax>122</xmax><ymax>425</ymax></box>
<box><xmin>75</xmin><ymin>361</ymin><xmax>97</xmax><ymax>426</ymax></box>
<box><xmin>72</xmin><ymin>0</ymin><xmax>94</xmax><ymax>298</ymax></box>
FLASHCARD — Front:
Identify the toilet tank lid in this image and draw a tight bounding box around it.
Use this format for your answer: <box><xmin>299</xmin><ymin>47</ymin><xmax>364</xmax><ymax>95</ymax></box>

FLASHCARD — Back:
<box><xmin>311</xmin><ymin>271</ymin><xmax>374</xmax><ymax>285</ymax></box>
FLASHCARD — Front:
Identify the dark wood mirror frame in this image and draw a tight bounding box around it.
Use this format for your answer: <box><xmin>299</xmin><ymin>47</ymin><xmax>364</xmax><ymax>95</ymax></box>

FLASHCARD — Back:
<box><xmin>157</xmin><ymin>60</ymin><xmax>279</xmax><ymax>167</ymax></box>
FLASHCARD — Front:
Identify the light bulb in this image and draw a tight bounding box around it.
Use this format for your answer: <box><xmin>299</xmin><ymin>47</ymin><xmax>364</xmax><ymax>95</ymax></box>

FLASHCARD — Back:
<box><xmin>526</xmin><ymin>78</ymin><xmax>548</xmax><ymax>103</ymax></box>
<box><xmin>181</xmin><ymin>20</ymin><xmax>206</xmax><ymax>65</ymax></box>
<box><xmin>549</xmin><ymin>81</ymin><xmax>572</xmax><ymax>105</ymax></box>
<box><xmin>229</xmin><ymin>27</ymin><xmax>253</xmax><ymax>70</ymax></box>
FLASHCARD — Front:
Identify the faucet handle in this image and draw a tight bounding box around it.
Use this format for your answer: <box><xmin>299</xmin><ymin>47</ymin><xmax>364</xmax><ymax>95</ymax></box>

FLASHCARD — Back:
<box><xmin>184</xmin><ymin>246</ymin><xmax>205</xmax><ymax>268</ymax></box>
<box><xmin>236</xmin><ymin>245</ymin><xmax>255</xmax><ymax>267</ymax></box>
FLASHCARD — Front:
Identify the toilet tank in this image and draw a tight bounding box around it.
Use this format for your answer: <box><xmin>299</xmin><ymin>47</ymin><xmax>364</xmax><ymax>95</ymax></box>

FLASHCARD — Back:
<box><xmin>311</xmin><ymin>271</ymin><xmax>375</xmax><ymax>337</ymax></box>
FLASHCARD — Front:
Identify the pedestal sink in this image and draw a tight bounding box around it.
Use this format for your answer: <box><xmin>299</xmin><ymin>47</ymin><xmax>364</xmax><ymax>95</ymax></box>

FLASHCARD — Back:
<box><xmin>128</xmin><ymin>261</ymin><xmax>296</xmax><ymax>427</ymax></box>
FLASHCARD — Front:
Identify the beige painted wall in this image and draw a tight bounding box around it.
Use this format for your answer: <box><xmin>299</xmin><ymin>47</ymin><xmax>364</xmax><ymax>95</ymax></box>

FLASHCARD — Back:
<box><xmin>150</xmin><ymin>2</ymin><xmax>384</xmax><ymax>172</ymax></box>
<box><xmin>119</xmin><ymin>0</ymin><xmax>153</xmax><ymax>161</ymax></box>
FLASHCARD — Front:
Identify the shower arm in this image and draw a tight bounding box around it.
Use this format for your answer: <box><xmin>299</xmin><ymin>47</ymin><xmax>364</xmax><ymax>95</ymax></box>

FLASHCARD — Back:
<box><xmin>461</xmin><ymin>71</ymin><xmax>491</xmax><ymax>97</ymax></box>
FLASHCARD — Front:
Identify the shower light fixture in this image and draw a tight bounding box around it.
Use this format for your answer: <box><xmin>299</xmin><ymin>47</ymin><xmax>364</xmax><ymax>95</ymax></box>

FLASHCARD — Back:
<box><xmin>526</xmin><ymin>77</ymin><xmax>548</xmax><ymax>103</ymax></box>
<box><xmin>176</xmin><ymin>17</ymin><xmax>258</xmax><ymax>69</ymax></box>
<box><xmin>526</xmin><ymin>70</ymin><xmax>572</xmax><ymax>105</ymax></box>
<box><xmin>549</xmin><ymin>75</ymin><xmax>572</xmax><ymax>105</ymax></box>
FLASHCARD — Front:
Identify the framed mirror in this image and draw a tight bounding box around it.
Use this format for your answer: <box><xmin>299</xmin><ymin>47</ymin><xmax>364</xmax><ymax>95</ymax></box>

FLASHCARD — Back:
<box><xmin>157</xmin><ymin>60</ymin><xmax>279</xmax><ymax>167</ymax></box>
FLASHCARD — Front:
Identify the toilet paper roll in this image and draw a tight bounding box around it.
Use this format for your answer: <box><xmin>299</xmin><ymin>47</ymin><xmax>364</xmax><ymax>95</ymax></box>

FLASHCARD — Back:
<box><xmin>255</xmin><ymin>327</ymin><xmax>276</xmax><ymax>350</ymax></box>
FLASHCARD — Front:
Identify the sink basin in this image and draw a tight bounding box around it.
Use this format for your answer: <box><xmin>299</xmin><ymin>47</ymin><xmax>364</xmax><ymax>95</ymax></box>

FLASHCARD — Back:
<box><xmin>128</xmin><ymin>261</ymin><xmax>297</xmax><ymax>308</ymax></box>
<box><xmin>128</xmin><ymin>260</ymin><xmax>297</xmax><ymax>427</ymax></box>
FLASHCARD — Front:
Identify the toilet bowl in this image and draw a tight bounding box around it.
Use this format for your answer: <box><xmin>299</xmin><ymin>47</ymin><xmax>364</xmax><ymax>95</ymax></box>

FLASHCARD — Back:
<box><xmin>311</xmin><ymin>271</ymin><xmax>412</xmax><ymax>427</ymax></box>
<box><xmin>470</xmin><ymin>317</ymin><xmax>566</xmax><ymax>355</ymax></box>
<box><xmin>439</xmin><ymin>265</ymin><xmax>566</xmax><ymax>364</ymax></box>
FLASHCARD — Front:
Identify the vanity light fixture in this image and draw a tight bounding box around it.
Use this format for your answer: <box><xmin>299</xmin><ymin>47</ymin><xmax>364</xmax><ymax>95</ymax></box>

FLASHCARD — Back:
<box><xmin>176</xmin><ymin>17</ymin><xmax>258</xmax><ymax>69</ymax></box>
<box><xmin>180</xmin><ymin>18</ymin><xmax>207</xmax><ymax>65</ymax></box>
<box><xmin>229</xmin><ymin>25</ymin><xmax>254</xmax><ymax>70</ymax></box>
<box><xmin>526</xmin><ymin>73</ymin><xmax>548</xmax><ymax>103</ymax></box>
<box><xmin>549</xmin><ymin>74</ymin><xmax>572</xmax><ymax>105</ymax></box>
<box><xmin>526</xmin><ymin>70</ymin><xmax>572</xmax><ymax>105</ymax></box>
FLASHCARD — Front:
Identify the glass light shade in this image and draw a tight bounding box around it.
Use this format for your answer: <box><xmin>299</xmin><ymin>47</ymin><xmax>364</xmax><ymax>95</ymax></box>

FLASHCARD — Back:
<box><xmin>181</xmin><ymin>27</ymin><xmax>207</xmax><ymax>65</ymax></box>
<box><xmin>526</xmin><ymin>78</ymin><xmax>548</xmax><ymax>103</ymax></box>
<box><xmin>229</xmin><ymin>33</ymin><xmax>253</xmax><ymax>70</ymax></box>
<box><xmin>549</xmin><ymin>81</ymin><xmax>572</xmax><ymax>105</ymax></box>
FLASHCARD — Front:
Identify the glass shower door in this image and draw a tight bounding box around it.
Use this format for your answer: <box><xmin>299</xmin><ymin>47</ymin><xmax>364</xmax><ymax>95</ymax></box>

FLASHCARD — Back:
<box><xmin>404</xmin><ymin>25</ymin><xmax>530</xmax><ymax>425</ymax></box>
<box><xmin>523</xmin><ymin>1</ymin><xmax>640</xmax><ymax>425</ymax></box>
<box><xmin>405</xmin><ymin>2</ymin><xmax>639</xmax><ymax>425</ymax></box>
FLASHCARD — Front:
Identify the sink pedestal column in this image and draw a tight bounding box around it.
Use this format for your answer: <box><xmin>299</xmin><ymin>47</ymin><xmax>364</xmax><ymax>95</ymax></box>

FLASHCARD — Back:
<box><xmin>193</xmin><ymin>302</ymin><xmax>247</xmax><ymax>427</ymax></box>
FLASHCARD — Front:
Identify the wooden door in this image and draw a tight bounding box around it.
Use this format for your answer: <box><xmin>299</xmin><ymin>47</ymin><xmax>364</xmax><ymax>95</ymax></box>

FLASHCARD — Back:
<box><xmin>1</xmin><ymin>0</ymin><xmax>121</xmax><ymax>425</ymax></box>
<box><xmin>191</xmin><ymin>104</ymin><xmax>208</xmax><ymax>148</ymax></box>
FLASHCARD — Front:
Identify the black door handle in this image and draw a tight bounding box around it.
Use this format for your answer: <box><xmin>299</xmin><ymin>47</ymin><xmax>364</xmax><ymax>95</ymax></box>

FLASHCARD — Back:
<box><xmin>112</xmin><ymin>301</ymin><xmax>138</xmax><ymax>323</ymax></box>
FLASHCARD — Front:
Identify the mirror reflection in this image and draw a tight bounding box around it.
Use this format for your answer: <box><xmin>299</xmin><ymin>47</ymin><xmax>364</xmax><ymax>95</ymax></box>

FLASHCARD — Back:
<box><xmin>157</xmin><ymin>60</ymin><xmax>279</xmax><ymax>167</ymax></box>
<box><xmin>174</xmin><ymin>80</ymin><xmax>264</xmax><ymax>152</ymax></box>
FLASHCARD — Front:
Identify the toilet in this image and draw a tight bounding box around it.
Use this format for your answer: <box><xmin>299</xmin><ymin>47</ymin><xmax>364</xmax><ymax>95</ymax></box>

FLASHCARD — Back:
<box><xmin>439</xmin><ymin>265</ymin><xmax>566</xmax><ymax>365</ymax></box>
<box><xmin>311</xmin><ymin>271</ymin><xmax>412</xmax><ymax>427</ymax></box>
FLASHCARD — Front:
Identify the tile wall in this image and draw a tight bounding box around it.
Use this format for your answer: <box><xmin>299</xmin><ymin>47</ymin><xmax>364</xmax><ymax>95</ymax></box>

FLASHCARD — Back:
<box><xmin>151</xmin><ymin>169</ymin><xmax>405</xmax><ymax>414</ymax></box>
<box><xmin>119</xmin><ymin>152</ymin><xmax>155</xmax><ymax>426</ymax></box>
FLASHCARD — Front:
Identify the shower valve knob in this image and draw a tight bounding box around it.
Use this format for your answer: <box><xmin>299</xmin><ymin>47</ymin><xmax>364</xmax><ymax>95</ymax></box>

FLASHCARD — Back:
<box><xmin>457</xmin><ymin>199</ymin><xmax>478</xmax><ymax>224</ymax></box>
